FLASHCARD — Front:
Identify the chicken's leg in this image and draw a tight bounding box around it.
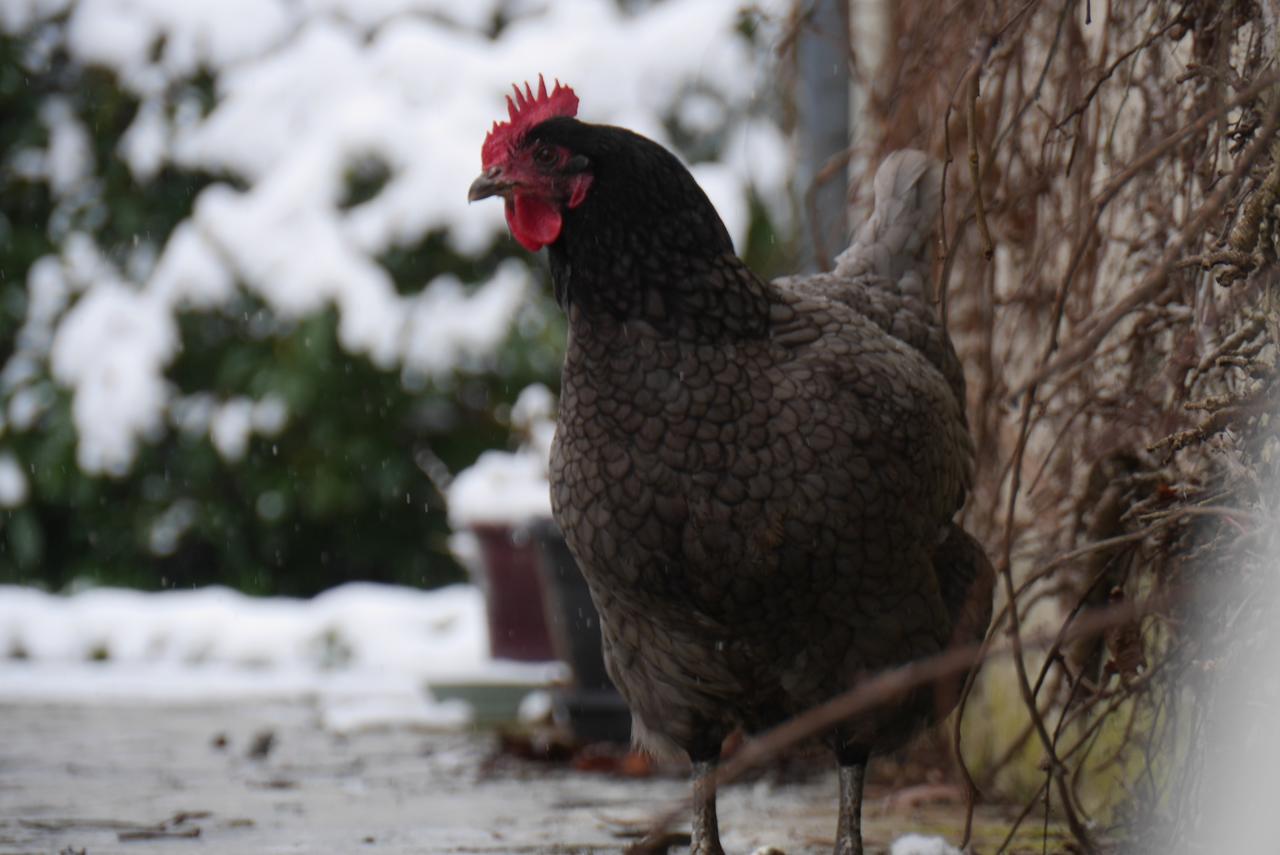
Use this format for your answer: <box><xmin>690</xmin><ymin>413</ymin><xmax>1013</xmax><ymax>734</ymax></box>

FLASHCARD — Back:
<box><xmin>690</xmin><ymin>755</ymin><xmax>725</xmax><ymax>855</ymax></box>
<box><xmin>834</xmin><ymin>745</ymin><xmax>870</xmax><ymax>855</ymax></box>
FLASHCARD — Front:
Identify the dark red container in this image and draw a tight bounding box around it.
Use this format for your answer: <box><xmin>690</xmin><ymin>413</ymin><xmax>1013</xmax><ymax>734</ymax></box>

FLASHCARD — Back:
<box><xmin>471</xmin><ymin>523</ymin><xmax>557</xmax><ymax>661</ymax></box>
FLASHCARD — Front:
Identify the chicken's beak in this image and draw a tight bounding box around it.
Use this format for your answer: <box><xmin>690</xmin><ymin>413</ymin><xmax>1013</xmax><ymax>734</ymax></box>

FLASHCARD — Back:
<box><xmin>467</xmin><ymin>167</ymin><xmax>512</xmax><ymax>202</ymax></box>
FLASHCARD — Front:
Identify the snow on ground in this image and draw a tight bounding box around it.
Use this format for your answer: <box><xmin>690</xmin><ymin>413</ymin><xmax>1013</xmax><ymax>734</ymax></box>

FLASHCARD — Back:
<box><xmin>0</xmin><ymin>582</ymin><xmax>563</xmax><ymax>732</ymax></box>
<box><xmin>0</xmin><ymin>0</ymin><xmax>790</xmax><ymax>478</ymax></box>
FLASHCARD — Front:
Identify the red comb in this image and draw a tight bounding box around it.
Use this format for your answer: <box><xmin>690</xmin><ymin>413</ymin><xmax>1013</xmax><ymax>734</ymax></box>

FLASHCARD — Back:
<box><xmin>481</xmin><ymin>75</ymin><xmax>579</xmax><ymax>168</ymax></box>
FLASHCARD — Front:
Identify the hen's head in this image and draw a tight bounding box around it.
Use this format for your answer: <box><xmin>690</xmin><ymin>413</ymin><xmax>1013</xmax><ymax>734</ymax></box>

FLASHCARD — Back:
<box><xmin>468</xmin><ymin>75</ymin><xmax>594</xmax><ymax>252</ymax></box>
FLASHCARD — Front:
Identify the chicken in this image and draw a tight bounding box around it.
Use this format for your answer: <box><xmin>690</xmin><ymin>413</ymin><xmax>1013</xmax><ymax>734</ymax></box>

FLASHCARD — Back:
<box><xmin>469</xmin><ymin>77</ymin><xmax>994</xmax><ymax>855</ymax></box>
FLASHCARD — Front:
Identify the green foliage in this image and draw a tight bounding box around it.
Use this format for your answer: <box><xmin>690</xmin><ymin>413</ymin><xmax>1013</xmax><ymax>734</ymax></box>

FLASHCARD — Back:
<box><xmin>0</xmin><ymin>21</ymin><xmax>569</xmax><ymax>595</ymax></box>
<box><xmin>0</xmin><ymin>29</ymin><xmax>55</xmax><ymax>361</ymax></box>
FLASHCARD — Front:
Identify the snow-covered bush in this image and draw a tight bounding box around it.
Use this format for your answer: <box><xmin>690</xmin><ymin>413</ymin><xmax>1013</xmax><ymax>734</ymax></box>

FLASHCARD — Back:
<box><xmin>0</xmin><ymin>0</ymin><xmax>790</xmax><ymax>593</ymax></box>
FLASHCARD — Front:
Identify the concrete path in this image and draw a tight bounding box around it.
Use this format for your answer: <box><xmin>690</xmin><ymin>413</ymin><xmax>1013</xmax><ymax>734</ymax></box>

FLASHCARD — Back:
<box><xmin>0</xmin><ymin>696</ymin><xmax>1037</xmax><ymax>854</ymax></box>
<box><xmin>0</xmin><ymin>698</ymin><xmax>858</xmax><ymax>854</ymax></box>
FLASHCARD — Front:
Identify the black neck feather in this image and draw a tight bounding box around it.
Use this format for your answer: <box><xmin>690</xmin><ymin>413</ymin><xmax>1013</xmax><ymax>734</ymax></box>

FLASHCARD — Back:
<box><xmin>531</xmin><ymin>119</ymin><xmax>773</xmax><ymax>340</ymax></box>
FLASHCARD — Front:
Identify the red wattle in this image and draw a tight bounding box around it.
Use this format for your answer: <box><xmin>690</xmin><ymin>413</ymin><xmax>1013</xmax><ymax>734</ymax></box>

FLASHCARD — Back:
<box><xmin>507</xmin><ymin>194</ymin><xmax>563</xmax><ymax>252</ymax></box>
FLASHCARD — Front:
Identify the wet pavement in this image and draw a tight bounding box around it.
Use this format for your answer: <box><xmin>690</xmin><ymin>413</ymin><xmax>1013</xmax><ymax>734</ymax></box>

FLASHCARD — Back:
<box><xmin>0</xmin><ymin>698</ymin><xmax>1008</xmax><ymax>854</ymax></box>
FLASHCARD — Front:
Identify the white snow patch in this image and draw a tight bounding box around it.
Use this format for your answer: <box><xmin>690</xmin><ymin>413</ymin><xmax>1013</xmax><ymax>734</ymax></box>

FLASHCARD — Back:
<box><xmin>174</xmin><ymin>19</ymin><xmax>365</xmax><ymax>181</ymax></box>
<box><xmin>0</xmin><ymin>582</ymin><xmax>561</xmax><ymax>727</ymax></box>
<box><xmin>119</xmin><ymin>97</ymin><xmax>170</xmax><ymax>182</ymax></box>
<box><xmin>17</xmin><ymin>254</ymin><xmax>70</xmax><ymax>345</ymax></box>
<box><xmin>66</xmin><ymin>0</ymin><xmax>292</xmax><ymax>93</ymax></box>
<box><xmin>692</xmin><ymin>161</ymin><xmax>750</xmax><ymax>251</ymax></box>
<box><xmin>252</xmin><ymin>394</ymin><xmax>288</xmax><ymax>435</ymax></box>
<box><xmin>889</xmin><ymin>834</ymin><xmax>963</xmax><ymax>855</ymax></box>
<box><xmin>511</xmin><ymin>382</ymin><xmax>555</xmax><ymax>427</ymax></box>
<box><xmin>50</xmin><ymin>281</ymin><xmax>177</xmax><ymax>475</ymax></box>
<box><xmin>209</xmin><ymin>396</ymin><xmax>254</xmax><ymax>460</ymax></box>
<box><xmin>147</xmin><ymin>221</ymin><xmax>235</xmax><ymax>309</ymax></box>
<box><xmin>679</xmin><ymin>91</ymin><xmax>728</xmax><ymax>135</ymax></box>
<box><xmin>40</xmin><ymin>98</ymin><xmax>94</xmax><ymax>196</ymax></box>
<box><xmin>320</xmin><ymin>684</ymin><xmax>474</xmax><ymax>733</ymax></box>
<box><xmin>725</xmin><ymin>117</ymin><xmax>794</xmax><ymax>231</ymax></box>
<box><xmin>170</xmin><ymin>392</ymin><xmax>216</xmax><ymax>435</ymax></box>
<box><xmin>511</xmin><ymin>381</ymin><xmax>556</xmax><ymax>466</ymax></box>
<box><xmin>448</xmin><ymin>383</ymin><xmax>558</xmax><ymax>529</ymax></box>
<box><xmin>0</xmin><ymin>0</ymin><xmax>72</xmax><ymax>33</ymax></box>
<box><xmin>6</xmin><ymin>386</ymin><xmax>50</xmax><ymax>431</ymax></box>
<box><xmin>148</xmin><ymin>498</ymin><xmax>196</xmax><ymax>555</ymax></box>
<box><xmin>402</xmin><ymin>262</ymin><xmax>529</xmax><ymax>375</ymax></box>
<box><xmin>517</xmin><ymin>688</ymin><xmax>553</xmax><ymax>723</ymax></box>
<box><xmin>302</xmin><ymin>0</ymin><xmax>502</xmax><ymax>31</ymax></box>
<box><xmin>65</xmin><ymin>2</ymin><xmax>159</xmax><ymax>87</ymax></box>
<box><xmin>448</xmin><ymin>448</ymin><xmax>552</xmax><ymax>528</ymax></box>
<box><xmin>0</xmin><ymin>453</ymin><xmax>29</xmax><ymax>507</ymax></box>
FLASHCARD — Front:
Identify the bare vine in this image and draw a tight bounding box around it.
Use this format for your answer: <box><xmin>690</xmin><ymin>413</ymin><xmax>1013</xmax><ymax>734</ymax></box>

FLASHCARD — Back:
<box><xmin>865</xmin><ymin>0</ymin><xmax>1280</xmax><ymax>849</ymax></box>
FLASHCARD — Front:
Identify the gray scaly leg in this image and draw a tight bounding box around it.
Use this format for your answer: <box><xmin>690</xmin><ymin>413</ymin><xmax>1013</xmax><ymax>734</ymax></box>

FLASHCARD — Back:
<box><xmin>834</xmin><ymin>747</ymin><xmax>869</xmax><ymax>855</ymax></box>
<box><xmin>690</xmin><ymin>758</ymin><xmax>725</xmax><ymax>855</ymax></box>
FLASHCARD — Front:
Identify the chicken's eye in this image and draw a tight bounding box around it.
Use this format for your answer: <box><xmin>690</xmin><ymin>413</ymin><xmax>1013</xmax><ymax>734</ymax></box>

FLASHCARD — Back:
<box><xmin>533</xmin><ymin>145</ymin><xmax>558</xmax><ymax>167</ymax></box>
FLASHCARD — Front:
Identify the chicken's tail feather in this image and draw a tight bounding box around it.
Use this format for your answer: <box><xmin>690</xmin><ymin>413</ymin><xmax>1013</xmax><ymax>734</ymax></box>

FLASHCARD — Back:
<box><xmin>833</xmin><ymin>149</ymin><xmax>941</xmax><ymax>301</ymax></box>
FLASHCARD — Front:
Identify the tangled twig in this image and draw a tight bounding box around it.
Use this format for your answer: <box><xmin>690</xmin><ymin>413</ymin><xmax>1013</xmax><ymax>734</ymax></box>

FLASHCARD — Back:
<box><xmin>861</xmin><ymin>0</ymin><xmax>1280</xmax><ymax>849</ymax></box>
